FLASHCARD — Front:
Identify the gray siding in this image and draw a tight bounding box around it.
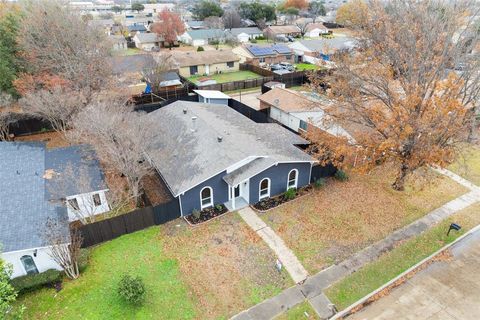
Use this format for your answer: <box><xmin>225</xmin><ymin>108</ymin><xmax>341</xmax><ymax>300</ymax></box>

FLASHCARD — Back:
<box><xmin>179</xmin><ymin>170</ymin><xmax>229</xmax><ymax>216</ymax></box>
<box><xmin>249</xmin><ymin>162</ymin><xmax>311</xmax><ymax>204</ymax></box>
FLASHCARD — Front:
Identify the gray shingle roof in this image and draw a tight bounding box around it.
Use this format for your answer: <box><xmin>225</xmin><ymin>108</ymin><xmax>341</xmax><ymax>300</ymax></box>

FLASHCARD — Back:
<box><xmin>0</xmin><ymin>142</ymin><xmax>105</xmax><ymax>252</ymax></box>
<box><xmin>223</xmin><ymin>157</ymin><xmax>275</xmax><ymax>186</ymax></box>
<box><xmin>298</xmin><ymin>38</ymin><xmax>357</xmax><ymax>52</ymax></box>
<box><xmin>135</xmin><ymin>32</ymin><xmax>162</xmax><ymax>43</ymax></box>
<box><xmin>187</xmin><ymin>29</ymin><xmax>225</xmax><ymax>40</ymax></box>
<box><xmin>226</xmin><ymin>27</ymin><xmax>263</xmax><ymax>37</ymax></box>
<box><xmin>145</xmin><ymin>101</ymin><xmax>313</xmax><ymax>196</ymax></box>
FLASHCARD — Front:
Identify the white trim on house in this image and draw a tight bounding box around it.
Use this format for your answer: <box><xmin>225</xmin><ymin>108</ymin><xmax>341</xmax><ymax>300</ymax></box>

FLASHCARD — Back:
<box><xmin>259</xmin><ymin>178</ymin><xmax>271</xmax><ymax>200</ymax></box>
<box><xmin>226</xmin><ymin>156</ymin><xmax>266</xmax><ymax>174</ymax></box>
<box><xmin>287</xmin><ymin>169</ymin><xmax>298</xmax><ymax>190</ymax></box>
<box><xmin>200</xmin><ymin>186</ymin><xmax>214</xmax><ymax>210</ymax></box>
<box><xmin>65</xmin><ymin>189</ymin><xmax>110</xmax><ymax>222</ymax></box>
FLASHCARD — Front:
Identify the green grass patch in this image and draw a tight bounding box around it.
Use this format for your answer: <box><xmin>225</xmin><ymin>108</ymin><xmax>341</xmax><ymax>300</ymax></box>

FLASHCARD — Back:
<box><xmin>295</xmin><ymin>63</ymin><xmax>318</xmax><ymax>71</ymax></box>
<box><xmin>188</xmin><ymin>71</ymin><xmax>262</xmax><ymax>84</ymax></box>
<box><xmin>325</xmin><ymin>203</ymin><xmax>480</xmax><ymax>310</ymax></box>
<box><xmin>17</xmin><ymin>227</ymin><xmax>196</xmax><ymax>320</ymax></box>
<box><xmin>275</xmin><ymin>301</ymin><xmax>319</xmax><ymax>320</ymax></box>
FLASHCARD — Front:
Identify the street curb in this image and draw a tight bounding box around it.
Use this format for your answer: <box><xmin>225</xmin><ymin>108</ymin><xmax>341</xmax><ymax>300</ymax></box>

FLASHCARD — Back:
<box><xmin>329</xmin><ymin>223</ymin><xmax>480</xmax><ymax>319</ymax></box>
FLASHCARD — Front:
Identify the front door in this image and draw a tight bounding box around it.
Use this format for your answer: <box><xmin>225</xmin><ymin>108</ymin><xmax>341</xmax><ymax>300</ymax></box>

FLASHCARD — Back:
<box><xmin>234</xmin><ymin>185</ymin><xmax>240</xmax><ymax>198</ymax></box>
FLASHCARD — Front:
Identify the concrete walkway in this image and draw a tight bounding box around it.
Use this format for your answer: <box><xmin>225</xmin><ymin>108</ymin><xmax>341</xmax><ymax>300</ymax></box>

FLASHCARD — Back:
<box><xmin>238</xmin><ymin>207</ymin><xmax>309</xmax><ymax>284</ymax></box>
<box><xmin>232</xmin><ymin>169</ymin><xmax>480</xmax><ymax>320</ymax></box>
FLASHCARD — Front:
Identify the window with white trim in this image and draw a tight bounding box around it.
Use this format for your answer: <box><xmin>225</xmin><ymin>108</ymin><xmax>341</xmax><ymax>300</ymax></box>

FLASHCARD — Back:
<box><xmin>68</xmin><ymin>198</ymin><xmax>79</xmax><ymax>211</ymax></box>
<box><xmin>287</xmin><ymin>169</ymin><xmax>298</xmax><ymax>189</ymax></box>
<box><xmin>21</xmin><ymin>255</ymin><xmax>39</xmax><ymax>275</ymax></box>
<box><xmin>93</xmin><ymin>193</ymin><xmax>102</xmax><ymax>207</ymax></box>
<box><xmin>200</xmin><ymin>187</ymin><xmax>213</xmax><ymax>209</ymax></box>
<box><xmin>259</xmin><ymin>178</ymin><xmax>270</xmax><ymax>200</ymax></box>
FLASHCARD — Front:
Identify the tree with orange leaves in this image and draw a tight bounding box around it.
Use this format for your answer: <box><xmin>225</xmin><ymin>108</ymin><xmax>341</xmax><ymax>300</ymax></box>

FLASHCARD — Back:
<box><xmin>335</xmin><ymin>0</ymin><xmax>368</xmax><ymax>27</ymax></box>
<box><xmin>308</xmin><ymin>0</ymin><xmax>480</xmax><ymax>191</ymax></box>
<box><xmin>151</xmin><ymin>9</ymin><xmax>185</xmax><ymax>49</ymax></box>
<box><xmin>283</xmin><ymin>0</ymin><xmax>308</xmax><ymax>11</ymax></box>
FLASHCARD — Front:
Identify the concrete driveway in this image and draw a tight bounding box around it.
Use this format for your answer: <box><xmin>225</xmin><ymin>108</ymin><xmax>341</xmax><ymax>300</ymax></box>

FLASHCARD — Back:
<box><xmin>349</xmin><ymin>229</ymin><xmax>480</xmax><ymax>320</ymax></box>
<box><xmin>230</xmin><ymin>90</ymin><xmax>262</xmax><ymax>111</ymax></box>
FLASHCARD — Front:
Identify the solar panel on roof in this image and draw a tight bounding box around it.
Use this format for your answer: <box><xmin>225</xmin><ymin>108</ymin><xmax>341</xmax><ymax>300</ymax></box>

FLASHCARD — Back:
<box><xmin>271</xmin><ymin>44</ymin><xmax>291</xmax><ymax>54</ymax></box>
<box><xmin>249</xmin><ymin>46</ymin><xmax>275</xmax><ymax>56</ymax></box>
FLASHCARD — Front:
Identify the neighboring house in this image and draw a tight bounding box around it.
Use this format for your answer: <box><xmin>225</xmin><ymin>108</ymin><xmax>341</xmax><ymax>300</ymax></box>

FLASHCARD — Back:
<box><xmin>0</xmin><ymin>142</ymin><xmax>109</xmax><ymax>278</ymax></box>
<box><xmin>186</xmin><ymin>20</ymin><xmax>205</xmax><ymax>30</ymax></box>
<box><xmin>109</xmin><ymin>35</ymin><xmax>128</xmax><ymax>51</ymax></box>
<box><xmin>133</xmin><ymin>32</ymin><xmax>164</xmax><ymax>51</ymax></box>
<box><xmin>174</xmin><ymin>50</ymin><xmax>240</xmax><ymax>77</ymax></box>
<box><xmin>178</xmin><ymin>29</ymin><xmax>226</xmax><ymax>47</ymax></box>
<box><xmin>144</xmin><ymin>101</ymin><xmax>315</xmax><ymax>215</ymax></box>
<box><xmin>289</xmin><ymin>38</ymin><xmax>357</xmax><ymax>62</ymax></box>
<box><xmin>111</xmin><ymin>55</ymin><xmax>183</xmax><ymax>94</ymax></box>
<box><xmin>264</xmin><ymin>25</ymin><xmax>301</xmax><ymax>39</ymax></box>
<box><xmin>124</xmin><ymin>17</ymin><xmax>153</xmax><ymax>27</ymax></box>
<box><xmin>88</xmin><ymin>18</ymin><xmax>115</xmax><ymax>34</ymax></box>
<box><xmin>233</xmin><ymin>44</ymin><xmax>294</xmax><ymax>66</ymax></box>
<box><xmin>127</xmin><ymin>24</ymin><xmax>147</xmax><ymax>37</ymax></box>
<box><xmin>194</xmin><ymin>90</ymin><xmax>231</xmax><ymax>105</ymax></box>
<box><xmin>304</xmin><ymin>23</ymin><xmax>330</xmax><ymax>38</ymax></box>
<box><xmin>143</xmin><ymin>3</ymin><xmax>175</xmax><ymax>15</ymax></box>
<box><xmin>225</xmin><ymin>27</ymin><xmax>263</xmax><ymax>43</ymax></box>
<box><xmin>257</xmin><ymin>88</ymin><xmax>353</xmax><ymax>140</ymax></box>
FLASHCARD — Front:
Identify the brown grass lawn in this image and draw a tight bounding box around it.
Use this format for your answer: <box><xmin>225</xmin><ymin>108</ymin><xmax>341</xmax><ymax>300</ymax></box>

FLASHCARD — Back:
<box><xmin>161</xmin><ymin>213</ymin><xmax>293</xmax><ymax>319</ymax></box>
<box><xmin>449</xmin><ymin>143</ymin><xmax>480</xmax><ymax>186</ymax></box>
<box><xmin>15</xmin><ymin>131</ymin><xmax>69</xmax><ymax>148</ymax></box>
<box><xmin>261</xmin><ymin>165</ymin><xmax>468</xmax><ymax>274</ymax></box>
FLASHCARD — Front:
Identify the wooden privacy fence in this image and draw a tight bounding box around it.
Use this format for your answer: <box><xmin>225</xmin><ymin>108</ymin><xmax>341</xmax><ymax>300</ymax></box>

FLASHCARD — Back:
<box><xmin>76</xmin><ymin>199</ymin><xmax>181</xmax><ymax>248</ymax></box>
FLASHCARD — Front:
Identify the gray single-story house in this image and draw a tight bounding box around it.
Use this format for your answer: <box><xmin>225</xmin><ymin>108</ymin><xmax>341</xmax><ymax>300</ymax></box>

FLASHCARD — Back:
<box><xmin>145</xmin><ymin>101</ymin><xmax>315</xmax><ymax>215</ymax></box>
<box><xmin>0</xmin><ymin>142</ymin><xmax>108</xmax><ymax>278</ymax></box>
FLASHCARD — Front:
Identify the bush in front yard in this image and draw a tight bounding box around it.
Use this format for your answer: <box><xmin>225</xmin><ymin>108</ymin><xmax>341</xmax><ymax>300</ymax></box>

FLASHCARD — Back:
<box><xmin>284</xmin><ymin>188</ymin><xmax>296</xmax><ymax>200</ymax></box>
<box><xmin>117</xmin><ymin>274</ymin><xmax>146</xmax><ymax>305</ymax></box>
<box><xmin>197</xmin><ymin>46</ymin><xmax>204</xmax><ymax>51</ymax></box>
<box><xmin>334</xmin><ymin>170</ymin><xmax>349</xmax><ymax>181</ymax></box>
<box><xmin>10</xmin><ymin>269</ymin><xmax>63</xmax><ymax>294</ymax></box>
<box><xmin>314</xmin><ymin>178</ymin><xmax>326</xmax><ymax>189</ymax></box>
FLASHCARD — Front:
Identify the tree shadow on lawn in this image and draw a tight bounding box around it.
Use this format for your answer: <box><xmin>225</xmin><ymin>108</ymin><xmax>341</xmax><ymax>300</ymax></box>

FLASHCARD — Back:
<box><xmin>261</xmin><ymin>164</ymin><xmax>469</xmax><ymax>274</ymax></box>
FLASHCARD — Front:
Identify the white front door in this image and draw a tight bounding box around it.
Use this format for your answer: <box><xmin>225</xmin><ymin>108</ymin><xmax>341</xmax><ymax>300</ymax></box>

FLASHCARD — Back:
<box><xmin>205</xmin><ymin>64</ymin><xmax>210</xmax><ymax>75</ymax></box>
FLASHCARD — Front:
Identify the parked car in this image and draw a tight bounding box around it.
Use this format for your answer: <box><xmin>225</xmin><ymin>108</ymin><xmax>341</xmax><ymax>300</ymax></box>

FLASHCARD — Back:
<box><xmin>270</xmin><ymin>63</ymin><xmax>294</xmax><ymax>72</ymax></box>
<box><xmin>279</xmin><ymin>62</ymin><xmax>294</xmax><ymax>71</ymax></box>
<box><xmin>286</xmin><ymin>36</ymin><xmax>295</xmax><ymax>42</ymax></box>
<box><xmin>275</xmin><ymin>35</ymin><xmax>288</xmax><ymax>42</ymax></box>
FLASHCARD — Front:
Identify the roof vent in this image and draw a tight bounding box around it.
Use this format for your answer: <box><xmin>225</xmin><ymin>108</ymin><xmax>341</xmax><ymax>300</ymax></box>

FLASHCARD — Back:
<box><xmin>183</xmin><ymin>109</ymin><xmax>187</xmax><ymax>114</ymax></box>
<box><xmin>217</xmin><ymin>136</ymin><xmax>223</xmax><ymax>142</ymax></box>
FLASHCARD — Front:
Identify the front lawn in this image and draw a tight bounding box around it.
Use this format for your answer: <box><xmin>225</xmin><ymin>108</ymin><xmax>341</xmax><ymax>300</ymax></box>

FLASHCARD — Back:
<box><xmin>295</xmin><ymin>63</ymin><xmax>318</xmax><ymax>71</ymax></box>
<box><xmin>449</xmin><ymin>143</ymin><xmax>480</xmax><ymax>185</ymax></box>
<box><xmin>17</xmin><ymin>214</ymin><xmax>292</xmax><ymax>319</ymax></box>
<box><xmin>261</xmin><ymin>165</ymin><xmax>468</xmax><ymax>274</ymax></box>
<box><xmin>188</xmin><ymin>71</ymin><xmax>262</xmax><ymax>84</ymax></box>
<box><xmin>325</xmin><ymin>202</ymin><xmax>480</xmax><ymax>310</ymax></box>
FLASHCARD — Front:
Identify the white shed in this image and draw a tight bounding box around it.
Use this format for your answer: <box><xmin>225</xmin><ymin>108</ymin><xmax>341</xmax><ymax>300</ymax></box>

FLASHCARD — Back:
<box><xmin>194</xmin><ymin>90</ymin><xmax>231</xmax><ymax>105</ymax></box>
<box><xmin>237</xmin><ymin>32</ymin><xmax>250</xmax><ymax>43</ymax></box>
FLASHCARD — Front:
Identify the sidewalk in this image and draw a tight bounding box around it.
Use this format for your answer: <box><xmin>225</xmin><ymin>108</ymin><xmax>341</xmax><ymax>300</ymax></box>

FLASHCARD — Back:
<box><xmin>232</xmin><ymin>169</ymin><xmax>480</xmax><ymax>320</ymax></box>
<box><xmin>238</xmin><ymin>207</ymin><xmax>309</xmax><ymax>284</ymax></box>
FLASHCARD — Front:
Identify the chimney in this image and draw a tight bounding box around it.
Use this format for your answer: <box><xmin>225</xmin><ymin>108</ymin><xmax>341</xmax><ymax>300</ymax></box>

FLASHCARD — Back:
<box><xmin>217</xmin><ymin>136</ymin><xmax>223</xmax><ymax>142</ymax></box>
<box><xmin>191</xmin><ymin>116</ymin><xmax>197</xmax><ymax>132</ymax></box>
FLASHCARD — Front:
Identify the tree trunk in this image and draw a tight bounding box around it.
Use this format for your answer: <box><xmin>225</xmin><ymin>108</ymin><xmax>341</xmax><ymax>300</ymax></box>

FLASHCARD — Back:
<box><xmin>392</xmin><ymin>164</ymin><xmax>410</xmax><ymax>191</ymax></box>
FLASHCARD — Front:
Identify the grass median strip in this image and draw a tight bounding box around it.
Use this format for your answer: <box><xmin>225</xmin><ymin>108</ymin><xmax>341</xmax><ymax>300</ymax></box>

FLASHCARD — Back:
<box><xmin>325</xmin><ymin>202</ymin><xmax>480</xmax><ymax>310</ymax></box>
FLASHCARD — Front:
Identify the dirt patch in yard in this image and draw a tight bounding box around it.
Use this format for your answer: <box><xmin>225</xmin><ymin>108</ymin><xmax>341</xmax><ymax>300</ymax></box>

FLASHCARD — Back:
<box><xmin>141</xmin><ymin>172</ymin><xmax>174</xmax><ymax>205</ymax></box>
<box><xmin>15</xmin><ymin>131</ymin><xmax>70</xmax><ymax>148</ymax></box>
<box><xmin>261</xmin><ymin>164</ymin><xmax>468</xmax><ymax>274</ymax></box>
<box><xmin>160</xmin><ymin>214</ymin><xmax>292</xmax><ymax>319</ymax></box>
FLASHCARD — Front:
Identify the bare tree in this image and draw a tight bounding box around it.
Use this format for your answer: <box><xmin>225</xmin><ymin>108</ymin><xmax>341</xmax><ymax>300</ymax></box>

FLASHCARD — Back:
<box><xmin>308</xmin><ymin>0</ymin><xmax>480</xmax><ymax>191</ymax></box>
<box><xmin>20</xmin><ymin>87</ymin><xmax>86</xmax><ymax>136</ymax></box>
<box><xmin>17</xmin><ymin>0</ymin><xmax>112</xmax><ymax>95</ymax></box>
<box><xmin>70</xmin><ymin>101</ymin><xmax>154</xmax><ymax>205</ymax></box>
<box><xmin>141</xmin><ymin>53</ymin><xmax>175</xmax><ymax>94</ymax></box>
<box><xmin>42</xmin><ymin>217</ymin><xmax>83</xmax><ymax>280</ymax></box>
<box><xmin>295</xmin><ymin>20</ymin><xmax>310</xmax><ymax>38</ymax></box>
<box><xmin>203</xmin><ymin>16</ymin><xmax>224</xmax><ymax>29</ymax></box>
<box><xmin>0</xmin><ymin>112</ymin><xmax>20</xmax><ymax>141</ymax></box>
<box><xmin>223</xmin><ymin>9</ymin><xmax>242</xmax><ymax>29</ymax></box>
